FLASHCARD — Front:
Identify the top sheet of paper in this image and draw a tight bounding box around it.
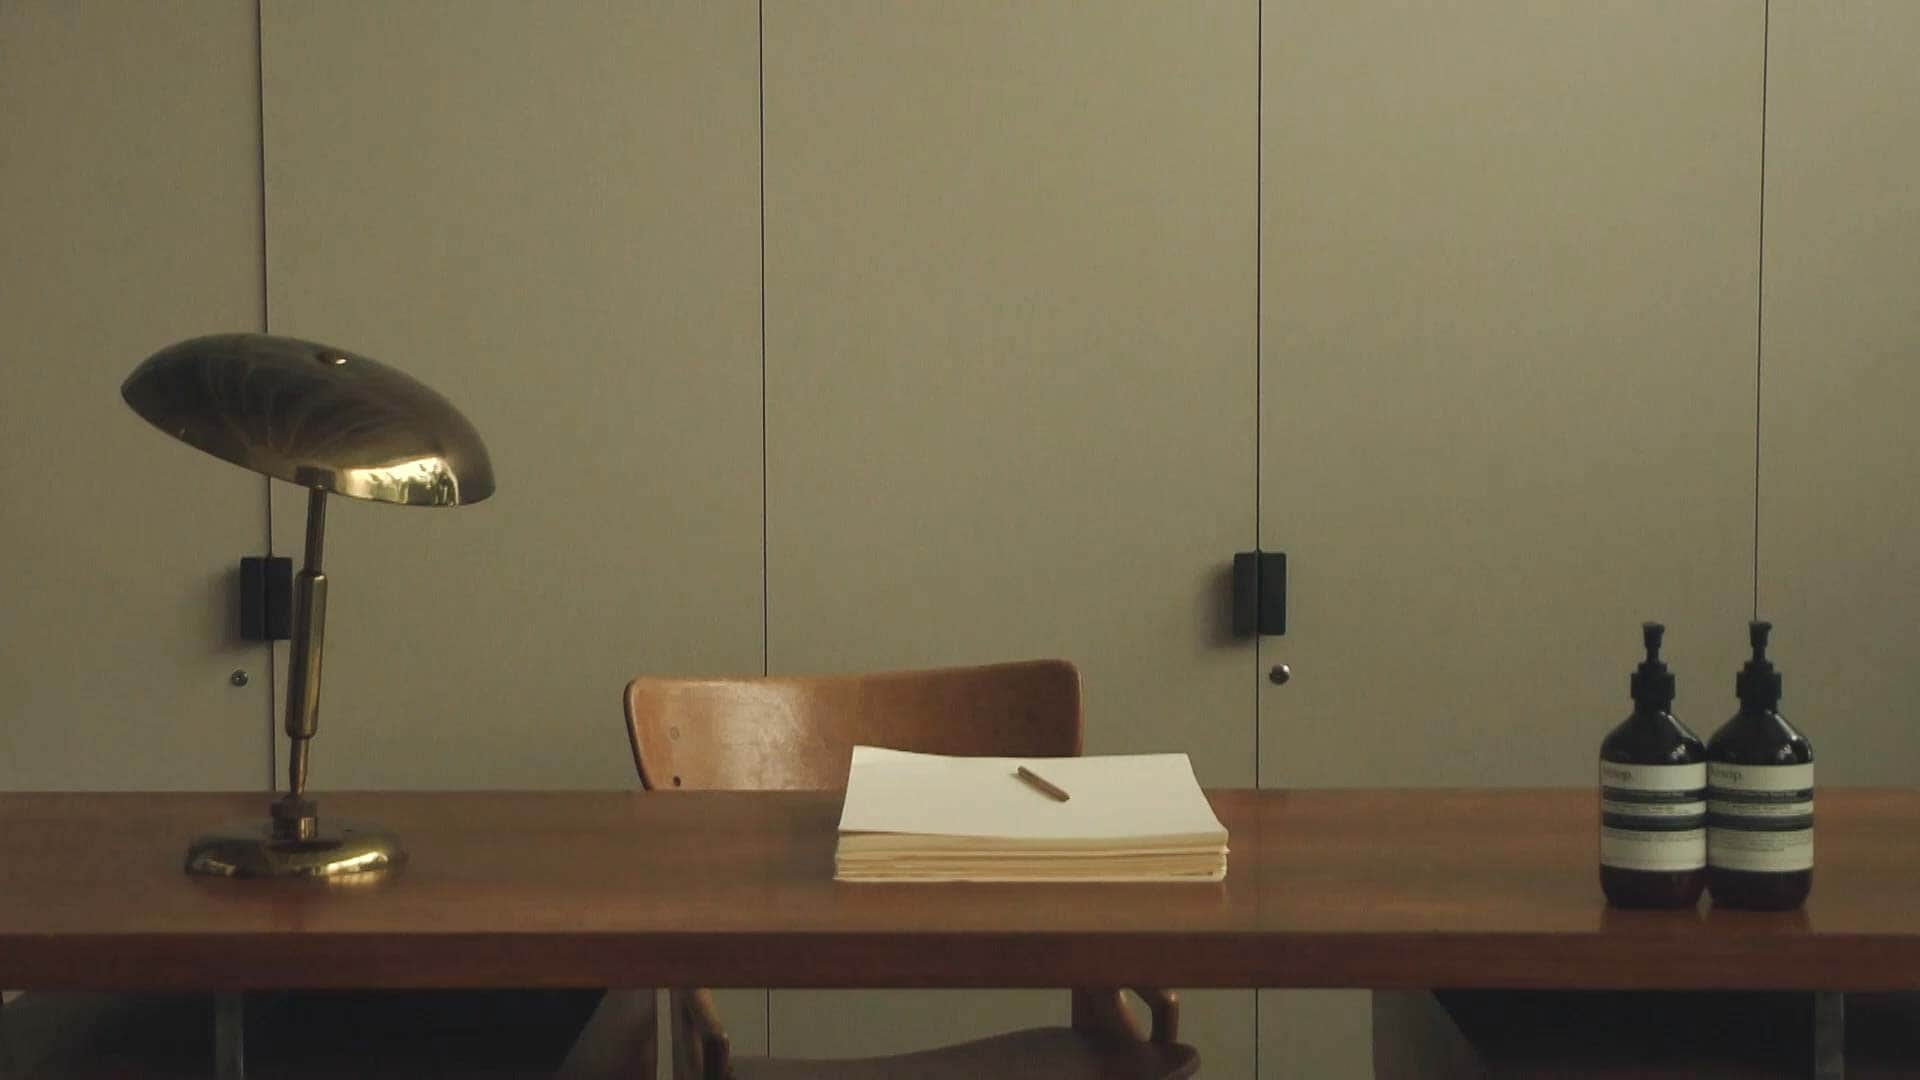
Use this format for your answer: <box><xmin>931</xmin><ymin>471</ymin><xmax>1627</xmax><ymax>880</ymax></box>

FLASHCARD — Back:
<box><xmin>836</xmin><ymin>745</ymin><xmax>1227</xmax><ymax>844</ymax></box>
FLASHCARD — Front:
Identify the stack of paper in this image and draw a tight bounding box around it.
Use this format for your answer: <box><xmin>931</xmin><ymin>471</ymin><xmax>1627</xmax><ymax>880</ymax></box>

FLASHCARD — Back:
<box><xmin>834</xmin><ymin>746</ymin><xmax>1228</xmax><ymax>882</ymax></box>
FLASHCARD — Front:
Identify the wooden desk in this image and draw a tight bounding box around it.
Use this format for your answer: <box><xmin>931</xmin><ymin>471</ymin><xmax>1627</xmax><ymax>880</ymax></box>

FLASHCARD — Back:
<box><xmin>3</xmin><ymin>789</ymin><xmax>1918</xmax><ymax>992</ymax></box>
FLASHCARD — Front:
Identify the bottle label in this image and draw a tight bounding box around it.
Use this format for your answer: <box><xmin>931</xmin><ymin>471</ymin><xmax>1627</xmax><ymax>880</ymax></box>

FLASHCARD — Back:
<box><xmin>1599</xmin><ymin>761</ymin><xmax>1706</xmax><ymax>872</ymax></box>
<box><xmin>1707</xmin><ymin>762</ymin><xmax>1813</xmax><ymax>872</ymax></box>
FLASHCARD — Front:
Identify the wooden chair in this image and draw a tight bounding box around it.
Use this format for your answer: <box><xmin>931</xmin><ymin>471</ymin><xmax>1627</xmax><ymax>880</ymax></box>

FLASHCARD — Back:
<box><xmin>623</xmin><ymin>659</ymin><xmax>1201</xmax><ymax>1080</ymax></box>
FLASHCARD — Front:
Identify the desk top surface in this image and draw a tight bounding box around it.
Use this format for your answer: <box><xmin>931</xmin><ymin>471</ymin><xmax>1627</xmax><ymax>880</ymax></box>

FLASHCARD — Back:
<box><xmin>2</xmin><ymin>788</ymin><xmax>1916</xmax><ymax>991</ymax></box>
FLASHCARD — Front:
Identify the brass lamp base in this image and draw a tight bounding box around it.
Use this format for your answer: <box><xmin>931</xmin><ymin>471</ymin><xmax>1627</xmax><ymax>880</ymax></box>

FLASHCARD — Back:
<box><xmin>184</xmin><ymin>819</ymin><xmax>406</xmax><ymax>879</ymax></box>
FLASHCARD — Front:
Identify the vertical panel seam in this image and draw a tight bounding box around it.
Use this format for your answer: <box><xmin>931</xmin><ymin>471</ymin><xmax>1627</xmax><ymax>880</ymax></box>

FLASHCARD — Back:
<box><xmin>1753</xmin><ymin>0</ymin><xmax>1770</xmax><ymax>620</ymax></box>
<box><xmin>759</xmin><ymin>0</ymin><xmax>774</xmax><ymax>1053</ymax></box>
<box><xmin>256</xmin><ymin>0</ymin><xmax>277</xmax><ymax>793</ymax></box>
<box><xmin>1253</xmin><ymin>0</ymin><xmax>1264</xmax><ymax>786</ymax></box>
<box><xmin>1253</xmin><ymin>1</ymin><xmax>1263</xmax><ymax>1074</ymax></box>
<box><xmin>760</xmin><ymin>0</ymin><xmax>771</xmax><ymax>685</ymax></box>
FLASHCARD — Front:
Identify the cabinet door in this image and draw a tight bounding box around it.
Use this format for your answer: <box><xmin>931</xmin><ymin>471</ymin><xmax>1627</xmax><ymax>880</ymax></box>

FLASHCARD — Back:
<box><xmin>261</xmin><ymin>0</ymin><xmax>763</xmax><ymax>787</ymax></box>
<box><xmin>262</xmin><ymin>4</ymin><xmax>766</xmax><ymax>1059</ymax></box>
<box><xmin>0</xmin><ymin>0</ymin><xmax>271</xmax><ymax>789</ymax></box>
<box><xmin>764</xmin><ymin>2</ymin><xmax>1257</xmax><ymax>1075</ymax></box>
<box><xmin>1760</xmin><ymin>2</ymin><xmax>1920</xmax><ymax>784</ymax></box>
<box><xmin>1258</xmin><ymin>3</ymin><xmax>1764</xmax><ymax>1075</ymax></box>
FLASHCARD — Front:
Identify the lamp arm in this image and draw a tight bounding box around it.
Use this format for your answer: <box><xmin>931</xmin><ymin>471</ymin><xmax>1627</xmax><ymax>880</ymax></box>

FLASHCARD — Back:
<box><xmin>275</xmin><ymin>488</ymin><xmax>328</xmax><ymax>839</ymax></box>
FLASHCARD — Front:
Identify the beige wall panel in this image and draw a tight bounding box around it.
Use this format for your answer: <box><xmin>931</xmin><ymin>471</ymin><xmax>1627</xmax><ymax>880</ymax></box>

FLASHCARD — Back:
<box><xmin>1759</xmin><ymin>2</ymin><xmax>1920</xmax><ymax>784</ymax></box>
<box><xmin>261</xmin><ymin>0</ymin><xmax>763</xmax><ymax>792</ymax></box>
<box><xmin>1259</xmin><ymin>2</ymin><xmax>1763</xmax><ymax>1075</ymax></box>
<box><xmin>263</xmin><ymin>1</ymin><xmax>768</xmax><ymax>1048</ymax></box>
<box><xmin>264</xmin><ymin>3</ymin><xmax>766</xmax><ymax>1055</ymax></box>
<box><xmin>764</xmin><ymin>2</ymin><xmax>1256</xmax><ymax>1074</ymax></box>
<box><xmin>0</xmin><ymin>0</ymin><xmax>270</xmax><ymax>789</ymax></box>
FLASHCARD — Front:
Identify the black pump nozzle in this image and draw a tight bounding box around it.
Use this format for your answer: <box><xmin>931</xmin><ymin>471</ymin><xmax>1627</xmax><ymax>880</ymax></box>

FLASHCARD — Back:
<box><xmin>1630</xmin><ymin>621</ymin><xmax>1676</xmax><ymax>710</ymax></box>
<box><xmin>1737</xmin><ymin>620</ymin><xmax>1783</xmax><ymax>708</ymax></box>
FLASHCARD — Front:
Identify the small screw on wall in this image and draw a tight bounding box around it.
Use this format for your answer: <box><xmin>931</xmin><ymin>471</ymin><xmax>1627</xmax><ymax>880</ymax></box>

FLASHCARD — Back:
<box><xmin>230</xmin><ymin>670</ymin><xmax>250</xmax><ymax>687</ymax></box>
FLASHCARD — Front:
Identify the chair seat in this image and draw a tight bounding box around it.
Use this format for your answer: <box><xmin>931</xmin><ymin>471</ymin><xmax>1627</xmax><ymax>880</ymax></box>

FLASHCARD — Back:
<box><xmin>731</xmin><ymin>1026</ymin><xmax>1198</xmax><ymax>1080</ymax></box>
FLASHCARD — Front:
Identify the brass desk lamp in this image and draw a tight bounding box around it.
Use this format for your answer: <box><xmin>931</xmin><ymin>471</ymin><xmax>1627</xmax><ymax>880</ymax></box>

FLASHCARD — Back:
<box><xmin>124</xmin><ymin>333</ymin><xmax>494</xmax><ymax>878</ymax></box>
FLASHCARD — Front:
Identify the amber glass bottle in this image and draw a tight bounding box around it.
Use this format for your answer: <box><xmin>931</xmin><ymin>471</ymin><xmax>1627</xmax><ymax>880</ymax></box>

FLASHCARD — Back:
<box><xmin>1706</xmin><ymin>622</ymin><xmax>1813</xmax><ymax>910</ymax></box>
<box><xmin>1599</xmin><ymin>623</ymin><xmax>1707</xmax><ymax>908</ymax></box>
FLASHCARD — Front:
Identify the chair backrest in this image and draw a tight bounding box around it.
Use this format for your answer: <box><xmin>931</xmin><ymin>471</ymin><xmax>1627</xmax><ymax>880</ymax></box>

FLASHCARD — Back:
<box><xmin>623</xmin><ymin>660</ymin><xmax>1082</xmax><ymax>791</ymax></box>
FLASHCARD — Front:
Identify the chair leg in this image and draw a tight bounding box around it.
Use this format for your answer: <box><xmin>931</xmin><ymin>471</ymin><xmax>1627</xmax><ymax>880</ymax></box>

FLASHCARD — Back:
<box><xmin>672</xmin><ymin>990</ymin><xmax>732</xmax><ymax>1080</ymax></box>
<box><xmin>1070</xmin><ymin>989</ymin><xmax>1149</xmax><ymax>1042</ymax></box>
<box><xmin>1131</xmin><ymin>989</ymin><xmax>1180</xmax><ymax>1044</ymax></box>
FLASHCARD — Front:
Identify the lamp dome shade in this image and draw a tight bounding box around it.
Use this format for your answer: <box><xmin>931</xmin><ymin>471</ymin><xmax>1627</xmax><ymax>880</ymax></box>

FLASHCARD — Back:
<box><xmin>123</xmin><ymin>333</ymin><xmax>494</xmax><ymax>507</ymax></box>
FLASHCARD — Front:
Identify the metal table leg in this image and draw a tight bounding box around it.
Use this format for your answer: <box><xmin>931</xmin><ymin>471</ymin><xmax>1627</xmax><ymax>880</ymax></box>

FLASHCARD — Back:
<box><xmin>1813</xmin><ymin>991</ymin><xmax>1845</xmax><ymax>1080</ymax></box>
<box><xmin>214</xmin><ymin>992</ymin><xmax>245</xmax><ymax>1079</ymax></box>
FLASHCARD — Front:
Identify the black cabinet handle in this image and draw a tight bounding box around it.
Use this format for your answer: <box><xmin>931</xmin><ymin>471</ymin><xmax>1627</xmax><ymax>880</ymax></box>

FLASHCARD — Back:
<box><xmin>1232</xmin><ymin>551</ymin><xmax>1287</xmax><ymax>637</ymax></box>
